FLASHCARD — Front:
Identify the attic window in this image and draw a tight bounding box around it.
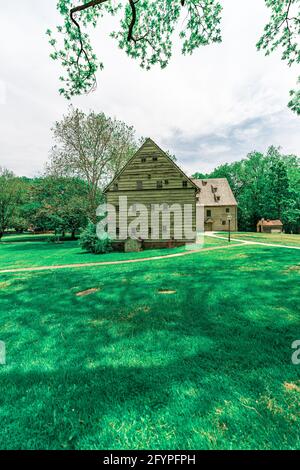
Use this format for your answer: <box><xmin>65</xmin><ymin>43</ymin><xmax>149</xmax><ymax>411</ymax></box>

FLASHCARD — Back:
<box><xmin>226</xmin><ymin>208</ymin><xmax>230</xmax><ymax>213</ymax></box>
<box><xmin>141</xmin><ymin>157</ymin><xmax>146</xmax><ymax>163</ymax></box>
<box><xmin>182</xmin><ymin>181</ymin><xmax>188</xmax><ymax>187</ymax></box>
<box><xmin>148</xmin><ymin>174</ymin><xmax>151</xmax><ymax>179</ymax></box>
<box><xmin>152</xmin><ymin>156</ymin><xmax>158</xmax><ymax>161</ymax></box>
<box><xmin>164</xmin><ymin>179</ymin><xmax>169</xmax><ymax>184</ymax></box>
<box><xmin>202</xmin><ymin>181</ymin><xmax>207</xmax><ymax>186</ymax></box>
<box><xmin>157</xmin><ymin>180</ymin><xmax>163</xmax><ymax>189</ymax></box>
<box><xmin>216</xmin><ymin>196</ymin><xmax>220</xmax><ymax>201</ymax></box>
<box><xmin>136</xmin><ymin>180</ymin><xmax>143</xmax><ymax>190</ymax></box>
<box><xmin>207</xmin><ymin>210</ymin><xmax>211</xmax><ymax>217</ymax></box>
<box><xmin>113</xmin><ymin>183</ymin><xmax>118</xmax><ymax>191</ymax></box>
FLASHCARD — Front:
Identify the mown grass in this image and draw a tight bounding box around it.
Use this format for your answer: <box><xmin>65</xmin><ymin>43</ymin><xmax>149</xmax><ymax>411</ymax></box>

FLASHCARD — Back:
<box><xmin>218</xmin><ymin>231</ymin><xmax>300</xmax><ymax>247</ymax></box>
<box><xmin>0</xmin><ymin>243</ymin><xmax>299</xmax><ymax>449</ymax></box>
<box><xmin>0</xmin><ymin>235</ymin><xmax>232</xmax><ymax>270</ymax></box>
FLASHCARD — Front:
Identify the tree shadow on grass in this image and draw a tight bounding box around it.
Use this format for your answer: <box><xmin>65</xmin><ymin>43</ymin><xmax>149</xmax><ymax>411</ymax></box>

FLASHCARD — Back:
<box><xmin>0</xmin><ymin>245</ymin><xmax>300</xmax><ymax>449</ymax></box>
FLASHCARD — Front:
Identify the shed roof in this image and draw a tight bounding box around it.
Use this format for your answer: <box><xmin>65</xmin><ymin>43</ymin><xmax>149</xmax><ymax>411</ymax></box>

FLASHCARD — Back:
<box><xmin>192</xmin><ymin>178</ymin><xmax>237</xmax><ymax>206</ymax></box>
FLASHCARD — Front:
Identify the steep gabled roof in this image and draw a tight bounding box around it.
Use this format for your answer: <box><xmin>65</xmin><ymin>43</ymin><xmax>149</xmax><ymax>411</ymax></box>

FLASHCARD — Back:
<box><xmin>192</xmin><ymin>178</ymin><xmax>237</xmax><ymax>206</ymax></box>
<box><xmin>104</xmin><ymin>137</ymin><xmax>199</xmax><ymax>193</ymax></box>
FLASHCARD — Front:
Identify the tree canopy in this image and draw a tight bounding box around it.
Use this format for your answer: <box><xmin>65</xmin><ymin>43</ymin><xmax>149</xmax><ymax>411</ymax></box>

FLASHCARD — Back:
<box><xmin>48</xmin><ymin>107</ymin><xmax>139</xmax><ymax>220</ymax></box>
<box><xmin>47</xmin><ymin>0</ymin><xmax>300</xmax><ymax>114</ymax></box>
<box><xmin>0</xmin><ymin>169</ymin><xmax>26</xmax><ymax>239</ymax></box>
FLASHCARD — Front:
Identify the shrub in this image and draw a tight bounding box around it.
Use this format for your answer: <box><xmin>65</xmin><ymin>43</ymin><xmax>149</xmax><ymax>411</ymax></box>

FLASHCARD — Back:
<box><xmin>79</xmin><ymin>223</ymin><xmax>112</xmax><ymax>254</ymax></box>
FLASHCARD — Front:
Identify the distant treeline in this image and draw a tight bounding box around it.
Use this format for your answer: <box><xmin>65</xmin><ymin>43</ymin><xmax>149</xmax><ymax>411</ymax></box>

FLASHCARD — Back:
<box><xmin>193</xmin><ymin>146</ymin><xmax>300</xmax><ymax>233</ymax></box>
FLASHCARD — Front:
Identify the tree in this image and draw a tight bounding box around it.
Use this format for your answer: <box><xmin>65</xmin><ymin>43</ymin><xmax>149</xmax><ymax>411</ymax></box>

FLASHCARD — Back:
<box><xmin>47</xmin><ymin>1</ymin><xmax>299</xmax><ymax>114</ymax></box>
<box><xmin>48</xmin><ymin>107</ymin><xmax>138</xmax><ymax>220</ymax></box>
<box><xmin>0</xmin><ymin>168</ymin><xmax>26</xmax><ymax>239</ymax></box>
<box><xmin>256</xmin><ymin>0</ymin><xmax>300</xmax><ymax>115</ymax></box>
<box><xmin>266</xmin><ymin>147</ymin><xmax>290</xmax><ymax>219</ymax></box>
<box><xmin>47</xmin><ymin>0</ymin><xmax>222</xmax><ymax>99</ymax></box>
<box><xmin>25</xmin><ymin>176</ymin><xmax>90</xmax><ymax>238</ymax></box>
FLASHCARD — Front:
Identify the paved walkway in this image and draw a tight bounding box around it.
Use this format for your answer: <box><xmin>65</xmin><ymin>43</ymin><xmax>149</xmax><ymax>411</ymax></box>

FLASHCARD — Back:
<box><xmin>206</xmin><ymin>232</ymin><xmax>300</xmax><ymax>250</ymax></box>
<box><xmin>0</xmin><ymin>243</ymin><xmax>240</xmax><ymax>274</ymax></box>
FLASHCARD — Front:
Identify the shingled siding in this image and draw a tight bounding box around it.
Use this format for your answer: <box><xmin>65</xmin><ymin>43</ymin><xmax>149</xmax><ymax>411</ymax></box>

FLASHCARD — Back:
<box><xmin>105</xmin><ymin>138</ymin><xmax>197</xmax><ymax>248</ymax></box>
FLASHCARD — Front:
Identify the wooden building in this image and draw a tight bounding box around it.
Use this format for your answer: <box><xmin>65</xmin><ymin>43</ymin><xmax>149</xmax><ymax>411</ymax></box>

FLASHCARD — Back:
<box><xmin>257</xmin><ymin>218</ymin><xmax>283</xmax><ymax>233</ymax></box>
<box><xmin>192</xmin><ymin>178</ymin><xmax>238</xmax><ymax>231</ymax></box>
<box><xmin>104</xmin><ymin>138</ymin><xmax>198</xmax><ymax>250</ymax></box>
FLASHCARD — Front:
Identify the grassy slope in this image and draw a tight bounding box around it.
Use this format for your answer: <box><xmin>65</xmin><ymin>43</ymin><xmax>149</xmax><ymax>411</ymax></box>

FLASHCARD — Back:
<box><xmin>0</xmin><ymin>244</ymin><xmax>299</xmax><ymax>449</ymax></box>
<box><xmin>218</xmin><ymin>232</ymin><xmax>300</xmax><ymax>247</ymax></box>
<box><xmin>0</xmin><ymin>236</ymin><xmax>232</xmax><ymax>270</ymax></box>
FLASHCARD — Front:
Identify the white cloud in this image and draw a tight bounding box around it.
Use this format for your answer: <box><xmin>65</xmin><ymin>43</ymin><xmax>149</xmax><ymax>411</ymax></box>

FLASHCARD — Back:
<box><xmin>0</xmin><ymin>0</ymin><xmax>299</xmax><ymax>177</ymax></box>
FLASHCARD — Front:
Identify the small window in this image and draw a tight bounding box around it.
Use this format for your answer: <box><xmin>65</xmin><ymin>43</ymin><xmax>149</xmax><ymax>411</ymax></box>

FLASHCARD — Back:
<box><xmin>157</xmin><ymin>180</ymin><xmax>163</xmax><ymax>189</ymax></box>
<box><xmin>148</xmin><ymin>227</ymin><xmax>152</xmax><ymax>236</ymax></box>
<box><xmin>202</xmin><ymin>181</ymin><xmax>207</xmax><ymax>186</ymax></box>
<box><xmin>152</xmin><ymin>156</ymin><xmax>158</xmax><ymax>161</ymax></box>
<box><xmin>207</xmin><ymin>210</ymin><xmax>211</xmax><ymax>217</ymax></box>
<box><xmin>164</xmin><ymin>179</ymin><xmax>169</xmax><ymax>185</ymax></box>
<box><xmin>222</xmin><ymin>221</ymin><xmax>226</xmax><ymax>225</ymax></box>
<box><xmin>226</xmin><ymin>208</ymin><xmax>230</xmax><ymax>213</ymax></box>
<box><xmin>136</xmin><ymin>180</ymin><xmax>143</xmax><ymax>190</ymax></box>
<box><xmin>141</xmin><ymin>157</ymin><xmax>146</xmax><ymax>163</ymax></box>
<box><xmin>182</xmin><ymin>181</ymin><xmax>188</xmax><ymax>187</ymax></box>
<box><xmin>116</xmin><ymin>227</ymin><xmax>120</xmax><ymax>235</ymax></box>
<box><xmin>216</xmin><ymin>196</ymin><xmax>220</xmax><ymax>201</ymax></box>
<box><xmin>148</xmin><ymin>174</ymin><xmax>151</xmax><ymax>179</ymax></box>
<box><xmin>113</xmin><ymin>183</ymin><xmax>118</xmax><ymax>191</ymax></box>
<box><xmin>115</xmin><ymin>205</ymin><xmax>119</xmax><ymax>212</ymax></box>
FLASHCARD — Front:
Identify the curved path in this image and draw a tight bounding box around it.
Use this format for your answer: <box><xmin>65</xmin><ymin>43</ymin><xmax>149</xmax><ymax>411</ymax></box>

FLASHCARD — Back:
<box><xmin>0</xmin><ymin>242</ymin><xmax>241</xmax><ymax>274</ymax></box>
<box><xmin>207</xmin><ymin>232</ymin><xmax>300</xmax><ymax>250</ymax></box>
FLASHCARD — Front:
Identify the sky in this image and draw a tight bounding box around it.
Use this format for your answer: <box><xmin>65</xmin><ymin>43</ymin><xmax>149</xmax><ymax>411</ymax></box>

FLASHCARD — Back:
<box><xmin>0</xmin><ymin>0</ymin><xmax>299</xmax><ymax>178</ymax></box>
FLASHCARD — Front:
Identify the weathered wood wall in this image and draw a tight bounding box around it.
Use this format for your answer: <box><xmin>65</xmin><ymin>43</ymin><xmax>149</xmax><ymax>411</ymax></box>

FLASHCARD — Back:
<box><xmin>105</xmin><ymin>139</ymin><xmax>197</xmax><ymax>246</ymax></box>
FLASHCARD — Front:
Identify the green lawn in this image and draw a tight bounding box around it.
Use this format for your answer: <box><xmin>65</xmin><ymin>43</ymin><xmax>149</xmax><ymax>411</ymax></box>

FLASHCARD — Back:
<box><xmin>0</xmin><ymin>235</ymin><xmax>232</xmax><ymax>270</ymax></box>
<box><xmin>0</xmin><ymin>241</ymin><xmax>300</xmax><ymax>449</ymax></box>
<box><xmin>218</xmin><ymin>231</ymin><xmax>300</xmax><ymax>247</ymax></box>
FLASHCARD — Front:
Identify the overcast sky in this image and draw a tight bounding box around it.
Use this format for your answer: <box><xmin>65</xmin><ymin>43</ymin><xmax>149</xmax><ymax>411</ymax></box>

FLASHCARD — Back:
<box><xmin>0</xmin><ymin>0</ymin><xmax>299</xmax><ymax>177</ymax></box>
